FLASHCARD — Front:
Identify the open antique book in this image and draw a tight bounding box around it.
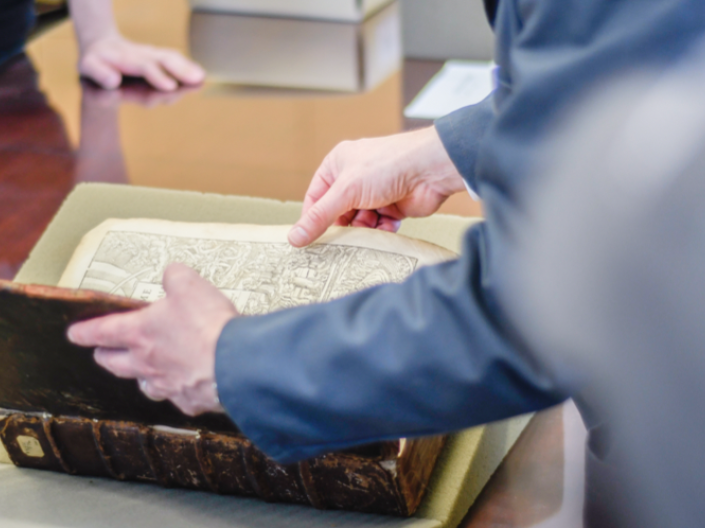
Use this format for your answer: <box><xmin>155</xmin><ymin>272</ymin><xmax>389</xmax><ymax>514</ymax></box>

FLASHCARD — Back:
<box><xmin>58</xmin><ymin>218</ymin><xmax>456</xmax><ymax>306</ymax></box>
<box><xmin>0</xmin><ymin>184</ymin><xmax>531</xmax><ymax>528</ymax></box>
<box><xmin>0</xmin><ymin>218</ymin><xmax>457</xmax><ymax>517</ymax></box>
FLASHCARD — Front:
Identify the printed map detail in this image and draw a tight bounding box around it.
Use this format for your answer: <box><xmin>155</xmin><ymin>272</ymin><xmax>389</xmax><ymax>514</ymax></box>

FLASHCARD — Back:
<box><xmin>78</xmin><ymin>231</ymin><xmax>418</xmax><ymax>314</ymax></box>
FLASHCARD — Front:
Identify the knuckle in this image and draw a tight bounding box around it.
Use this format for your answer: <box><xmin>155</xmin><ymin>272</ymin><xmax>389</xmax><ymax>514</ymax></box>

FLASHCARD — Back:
<box><xmin>341</xmin><ymin>179</ymin><xmax>362</xmax><ymax>202</ymax></box>
<box><xmin>123</xmin><ymin>326</ymin><xmax>143</xmax><ymax>349</ymax></box>
<box><xmin>306</xmin><ymin>205</ymin><xmax>329</xmax><ymax>227</ymax></box>
<box><xmin>92</xmin><ymin>325</ymin><xmax>111</xmax><ymax>345</ymax></box>
<box><xmin>142</xmin><ymin>63</ymin><xmax>159</xmax><ymax>76</ymax></box>
<box><xmin>137</xmin><ymin>341</ymin><xmax>156</xmax><ymax>365</ymax></box>
<box><xmin>115</xmin><ymin>50</ymin><xmax>132</xmax><ymax>65</ymax></box>
<box><xmin>330</xmin><ymin>141</ymin><xmax>351</xmax><ymax>160</ymax></box>
<box><xmin>137</xmin><ymin>43</ymin><xmax>156</xmax><ymax>55</ymax></box>
<box><xmin>78</xmin><ymin>56</ymin><xmax>92</xmax><ymax>72</ymax></box>
<box><xmin>163</xmin><ymin>50</ymin><xmax>182</xmax><ymax>62</ymax></box>
<box><xmin>165</xmin><ymin>262</ymin><xmax>190</xmax><ymax>279</ymax></box>
<box><xmin>163</xmin><ymin>264</ymin><xmax>198</xmax><ymax>293</ymax></box>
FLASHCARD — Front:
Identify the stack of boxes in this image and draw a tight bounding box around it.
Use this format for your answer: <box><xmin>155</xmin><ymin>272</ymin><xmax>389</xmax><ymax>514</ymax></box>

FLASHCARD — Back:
<box><xmin>188</xmin><ymin>0</ymin><xmax>402</xmax><ymax>92</ymax></box>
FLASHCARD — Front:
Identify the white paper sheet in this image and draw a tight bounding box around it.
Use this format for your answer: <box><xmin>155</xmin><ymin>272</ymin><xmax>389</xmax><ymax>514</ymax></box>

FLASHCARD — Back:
<box><xmin>404</xmin><ymin>61</ymin><xmax>495</xmax><ymax>120</ymax></box>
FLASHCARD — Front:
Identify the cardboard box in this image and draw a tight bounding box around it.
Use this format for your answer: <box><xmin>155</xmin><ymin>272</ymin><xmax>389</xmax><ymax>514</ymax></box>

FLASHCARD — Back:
<box><xmin>8</xmin><ymin>183</ymin><xmax>530</xmax><ymax>528</ymax></box>
<box><xmin>189</xmin><ymin>3</ymin><xmax>401</xmax><ymax>92</ymax></box>
<box><xmin>189</xmin><ymin>0</ymin><xmax>394</xmax><ymax>23</ymax></box>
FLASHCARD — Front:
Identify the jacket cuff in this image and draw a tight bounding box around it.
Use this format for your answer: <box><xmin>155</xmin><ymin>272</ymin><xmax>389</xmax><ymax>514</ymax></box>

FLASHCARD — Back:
<box><xmin>435</xmin><ymin>95</ymin><xmax>495</xmax><ymax>195</ymax></box>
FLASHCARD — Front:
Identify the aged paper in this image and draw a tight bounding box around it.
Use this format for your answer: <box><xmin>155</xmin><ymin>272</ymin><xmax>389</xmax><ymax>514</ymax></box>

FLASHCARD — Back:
<box><xmin>58</xmin><ymin>219</ymin><xmax>456</xmax><ymax>314</ymax></box>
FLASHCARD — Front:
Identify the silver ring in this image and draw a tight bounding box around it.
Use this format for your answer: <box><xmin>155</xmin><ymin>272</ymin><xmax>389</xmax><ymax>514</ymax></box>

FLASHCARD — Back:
<box><xmin>138</xmin><ymin>378</ymin><xmax>165</xmax><ymax>402</ymax></box>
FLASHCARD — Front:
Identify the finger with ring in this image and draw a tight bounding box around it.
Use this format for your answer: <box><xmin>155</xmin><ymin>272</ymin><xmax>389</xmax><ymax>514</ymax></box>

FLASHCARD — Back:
<box><xmin>138</xmin><ymin>378</ymin><xmax>166</xmax><ymax>402</ymax></box>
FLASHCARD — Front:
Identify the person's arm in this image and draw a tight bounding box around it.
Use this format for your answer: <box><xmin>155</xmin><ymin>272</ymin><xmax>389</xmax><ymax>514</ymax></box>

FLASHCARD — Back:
<box><xmin>69</xmin><ymin>0</ymin><xmax>205</xmax><ymax>91</ymax></box>
<box><xmin>286</xmin><ymin>117</ymin><xmax>493</xmax><ymax>248</ymax></box>
<box><xmin>69</xmin><ymin>264</ymin><xmax>235</xmax><ymax>415</ymax></box>
<box><xmin>67</xmin><ymin>226</ymin><xmax>567</xmax><ymax>464</ymax></box>
<box><xmin>216</xmin><ymin>224</ymin><xmax>566</xmax><ymax>463</ymax></box>
<box><xmin>434</xmin><ymin>95</ymin><xmax>495</xmax><ymax>195</ymax></box>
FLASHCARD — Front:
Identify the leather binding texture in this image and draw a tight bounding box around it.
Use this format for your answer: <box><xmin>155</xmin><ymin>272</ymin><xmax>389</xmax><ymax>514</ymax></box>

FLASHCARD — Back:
<box><xmin>0</xmin><ymin>279</ymin><xmax>446</xmax><ymax>516</ymax></box>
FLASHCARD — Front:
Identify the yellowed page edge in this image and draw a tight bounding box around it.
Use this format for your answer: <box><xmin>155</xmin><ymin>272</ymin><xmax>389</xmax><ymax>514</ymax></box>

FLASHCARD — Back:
<box><xmin>58</xmin><ymin>219</ymin><xmax>457</xmax><ymax>289</ymax></box>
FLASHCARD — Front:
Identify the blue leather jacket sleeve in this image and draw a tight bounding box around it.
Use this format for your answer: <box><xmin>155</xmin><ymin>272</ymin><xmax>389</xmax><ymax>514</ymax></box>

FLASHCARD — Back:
<box><xmin>216</xmin><ymin>223</ymin><xmax>566</xmax><ymax>464</ymax></box>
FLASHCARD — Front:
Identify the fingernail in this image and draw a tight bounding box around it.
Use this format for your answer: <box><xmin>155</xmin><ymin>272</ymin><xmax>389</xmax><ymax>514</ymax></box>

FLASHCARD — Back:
<box><xmin>66</xmin><ymin>327</ymin><xmax>77</xmax><ymax>343</ymax></box>
<box><xmin>288</xmin><ymin>226</ymin><xmax>310</xmax><ymax>247</ymax></box>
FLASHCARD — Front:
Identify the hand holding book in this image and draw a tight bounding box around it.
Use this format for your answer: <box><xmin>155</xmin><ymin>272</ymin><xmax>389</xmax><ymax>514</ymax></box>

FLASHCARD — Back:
<box><xmin>0</xmin><ymin>188</ymin><xmax>518</xmax><ymax>519</ymax></box>
<box><xmin>68</xmin><ymin>263</ymin><xmax>236</xmax><ymax>416</ymax></box>
<box><xmin>57</xmin><ymin>220</ymin><xmax>454</xmax><ymax>421</ymax></box>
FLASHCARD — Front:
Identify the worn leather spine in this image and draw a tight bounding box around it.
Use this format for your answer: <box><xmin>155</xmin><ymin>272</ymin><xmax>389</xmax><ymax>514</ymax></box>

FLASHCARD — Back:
<box><xmin>0</xmin><ymin>282</ymin><xmax>447</xmax><ymax>516</ymax></box>
<box><xmin>0</xmin><ymin>412</ymin><xmax>445</xmax><ymax>516</ymax></box>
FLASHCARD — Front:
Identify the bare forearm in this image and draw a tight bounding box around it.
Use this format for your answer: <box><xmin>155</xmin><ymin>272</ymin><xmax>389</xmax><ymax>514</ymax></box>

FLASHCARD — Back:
<box><xmin>69</xmin><ymin>0</ymin><xmax>119</xmax><ymax>51</ymax></box>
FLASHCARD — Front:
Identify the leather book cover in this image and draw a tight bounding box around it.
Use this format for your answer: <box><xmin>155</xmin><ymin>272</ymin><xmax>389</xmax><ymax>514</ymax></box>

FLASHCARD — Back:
<box><xmin>0</xmin><ymin>279</ymin><xmax>445</xmax><ymax>516</ymax></box>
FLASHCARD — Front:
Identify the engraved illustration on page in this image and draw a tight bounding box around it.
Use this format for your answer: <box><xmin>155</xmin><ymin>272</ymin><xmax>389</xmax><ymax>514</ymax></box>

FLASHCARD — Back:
<box><xmin>78</xmin><ymin>231</ymin><xmax>418</xmax><ymax>314</ymax></box>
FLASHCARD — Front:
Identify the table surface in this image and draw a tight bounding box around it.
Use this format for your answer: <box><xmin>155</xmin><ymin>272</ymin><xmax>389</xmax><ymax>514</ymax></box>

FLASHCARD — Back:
<box><xmin>0</xmin><ymin>0</ymin><xmax>587</xmax><ymax>525</ymax></box>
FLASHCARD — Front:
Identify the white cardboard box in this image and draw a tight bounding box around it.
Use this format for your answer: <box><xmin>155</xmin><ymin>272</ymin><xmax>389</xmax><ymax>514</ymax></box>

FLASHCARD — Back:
<box><xmin>189</xmin><ymin>0</ymin><xmax>394</xmax><ymax>22</ymax></box>
<box><xmin>189</xmin><ymin>2</ymin><xmax>401</xmax><ymax>92</ymax></box>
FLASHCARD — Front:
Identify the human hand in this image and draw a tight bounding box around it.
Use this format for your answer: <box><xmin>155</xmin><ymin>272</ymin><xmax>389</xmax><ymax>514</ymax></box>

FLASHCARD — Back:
<box><xmin>67</xmin><ymin>264</ymin><xmax>238</xmax><ymax>416</ymax></box>
<box><xmin>79</xmin><ymin>34</ymin><xmax>205</xmax><ymax>91</ymax></box>
<box><xmin>288</xmin><ymin>126</ymin><xmax>465</xmax><ymax>247</ymax></box>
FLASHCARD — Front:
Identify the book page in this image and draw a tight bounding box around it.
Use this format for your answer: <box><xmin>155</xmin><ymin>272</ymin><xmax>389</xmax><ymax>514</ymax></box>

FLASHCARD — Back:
<box><xmin>58</xmin><ymin>219</ymin><xmax>456</xmax><ymax>315</ymax></box>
